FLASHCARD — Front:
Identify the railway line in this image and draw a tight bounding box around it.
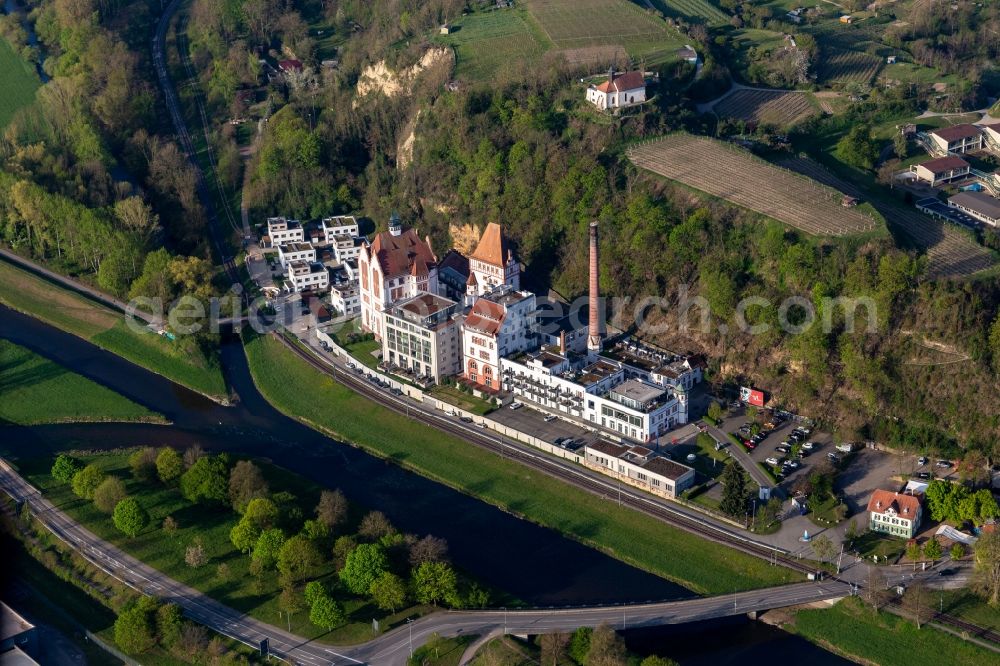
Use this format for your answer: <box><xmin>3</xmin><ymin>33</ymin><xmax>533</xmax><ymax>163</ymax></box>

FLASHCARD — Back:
<box><xmin>272</xmin><ymin>331</ymin><xmax>820</xmax><ymax>578</ymax></box>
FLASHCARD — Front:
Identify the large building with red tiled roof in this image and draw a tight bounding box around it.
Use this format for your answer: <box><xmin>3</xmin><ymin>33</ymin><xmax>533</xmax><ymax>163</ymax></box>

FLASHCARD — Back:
<box><xmin>586</xmin><ymin>68</ymin><xmax>646</xmax><ymax>111</ymax></box>
<box><xmin>466</xmin><ymin>222</ymin><xmax>520</xmax><ymax>305</ymax></box>
<box><xmin>462</xmin><ymin>286</ymin><xmax>536</xmax><ymax>390</ymax></box>
<box><xmin>358</xmin><ymin>213</ymin><xmax>439</xmax><ymax>339</ymax></box>
<box><xmin>867</xmin><ymin>489</ymin><xmax>923</xmax><ymax>539</ymax></box>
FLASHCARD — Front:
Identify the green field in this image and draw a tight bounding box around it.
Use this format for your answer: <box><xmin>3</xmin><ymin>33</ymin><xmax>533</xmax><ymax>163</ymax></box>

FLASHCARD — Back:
<box><xmin>526</xmin><ymin>0</ymin><xmax>687</xmax><ymax>66</ymax></box>
<box><xmin>792</xmin><ymin>597</ymin><xmax>996</xmax><ymax>666</ymax></box>
<box><xmin>0</xmin><ymin>259</ymin><xmax>228</xmax><ymax>400</ymax></box>
<box><xmin>0</xmin><ymin>339</ymin><xmax>163</xmax><ymax>425</ymax></box>
<box><xmin>0</xmin><ymin>37</ymin><xmax>40</xmax><ymax>128</ymax></box>
<box><xmin>21</xmin><ymin>451</ymin><xmax>434</xmax><ymax>645</ymax></box>
<box><xmin>244</xmin><ymin>332</ymin><xmax>798</xmax><ymax>595</ymax></box>
<box><xmin>648</xmin><ymin>0</ymin><xmax>729</xmax><ymax>25</ymax></box>
<box><xmin>427</xmin><ymin>384</ymin><xmax>495</xmax><ymax>416</ymax></box>
<box><xmin>436</xmin><ymin>8</ymin><xmax>550</xmax><ymax>80</ymax></box>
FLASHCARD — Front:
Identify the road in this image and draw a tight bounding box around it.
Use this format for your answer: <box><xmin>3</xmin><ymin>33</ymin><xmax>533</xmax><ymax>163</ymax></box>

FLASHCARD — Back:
<box><xmin>0</xmin><ymin>459</ymin><xmax>853</xmax><ymax>666</ymax></box>
<box><xmin>695</xmin><ymin>423</ymin><xmax>775</xmax><ymax>492</ymax></box>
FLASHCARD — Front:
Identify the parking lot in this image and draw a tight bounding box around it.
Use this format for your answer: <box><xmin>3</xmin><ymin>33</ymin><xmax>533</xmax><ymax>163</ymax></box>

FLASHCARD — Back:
<box><xmin>489</xmin><ymin>403</ymin><xmax>602</xmax><ymax>448</ymax></box>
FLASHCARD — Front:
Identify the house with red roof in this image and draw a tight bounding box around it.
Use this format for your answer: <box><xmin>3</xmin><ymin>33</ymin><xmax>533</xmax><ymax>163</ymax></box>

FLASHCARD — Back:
<box><xmin>465</xmin><ymin>222</ymin><xmax>520</xmax><ymax>305</ymax></box>
<box><xmin>910</xmin><ymin>155</ymin><xmax>971</xmax><ymax>187</ymax></box>
<box><xmin>927</xmin><ymin>124</ymin><xmax>983</xmax><ymax>155</ymax></box>
<box><xmin>462</xmin><ymin>286</ymin><xmax>536</xmax><ymax>391</ymax></box>
<box><xmin>868</xmin><ymin>489</ymin><xmax>923</xmax><ymax>539</ymax></box>
<box><xmin>586</xmin><ymin>68</ymin><xmax>646</xmax><ymax>111</ymax></box>
<box><xmin>358</xmin><ymin>212</ymin><xmax>439</xmax><ymax>340</ymax></box>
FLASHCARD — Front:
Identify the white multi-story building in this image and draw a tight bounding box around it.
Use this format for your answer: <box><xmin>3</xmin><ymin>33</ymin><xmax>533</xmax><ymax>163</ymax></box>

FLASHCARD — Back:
<box><xmin>358</xmin><ymin>214</ymin><xmax>439</xmax><ymax>340</ymax></box>
<box><xmin>266</xmin><ymin>217</ymin><xmax>304</xmax><ymax>246</ymax></box>
<box><xmin>582</xmin><ymin>440</ymin><xmax>695</xmax><ymax>500</ymax></box>
<box><xmin>500</xmin><ymin>348</ymin><xmax>686</xmax><ymax>443</ymax></box>
<box><xmin>463</xmin><ymin>286</ymin><xmax>536</xmax><ymax>391</ymax></box>
<box><xmin>330</xmin><ymin>283</ymin><xmax>360</xmax><ymax>317</ymax></box>
<box><xmin>330</xmin><ymin>235</ymin><xmax>365</xmax><ymax>264</ymax></box>
<box><xmin>321</xmin><ymin>215</ymin><xmax>360</xmax><ymax>242</ymax></box>
<box><xmin>382</xmin><ymin>293</ymin><xmax>463</xmax><ymax>383</ymax></box>
<box><xmin>277</xmin><ymin>242</ymin><xmax>316</xmax><ymax>269</ymax></box>
<box><xmin>465</xmin><ymin>222</ymin><xmax>520</xmax><ymax>304</ymax></box>
<box><xmin>286</xmin><ymin>261</ymin><xmax>329</xmax><ymax>292</ymax></box>
<box><xmin>867</xmin><ymin>489</ymin><xmax>923</xmax><ymax>539</ymax></box>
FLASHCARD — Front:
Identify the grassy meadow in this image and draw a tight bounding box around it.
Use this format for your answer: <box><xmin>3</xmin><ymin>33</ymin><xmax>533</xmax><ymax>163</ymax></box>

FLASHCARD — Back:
<box><xmin>0</xmin><ymin>37</ymin><xmax>40</xmax><ymax>128</ymax></box>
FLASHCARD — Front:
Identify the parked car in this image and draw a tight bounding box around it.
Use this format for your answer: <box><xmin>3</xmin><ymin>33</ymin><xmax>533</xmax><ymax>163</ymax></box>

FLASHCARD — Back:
<box><xmin>460</xmin><ymin>416</ymin><xmax>473</xmax><ymax>423</ymax></box>
<box><xmin>784</xmin><ymin>460</ymin><xmax>801</xmax><ymax>470</ymax></box>
<box><xmin>475</xmin><ymin>421</ymin><xmax>486</xmax><ymax>428</ymax></box>
<box><xmin>917</xmin><ymin>456</ymin><xmax>928</xmax><ymax>466</ymax></box>
<box><xmin>836</xmin><ymin>443</ymin><xmax>855</xmax><ymax>454</ymax></box>
<box><xmin>543</xmin><ymin>414</ymin><xmax>557</xmax><ymax>422</ymax></box>
<box><xmin>915</xmin><ymin>472</ymin><xmax>931</xmax><ymax>480</ymax></box>
<box><xmin>554</xmin><ymin>437</ymin><xmax>566</xmax><ymax>445</ymax></box>
<box><xmin>751</xmin><ymin>433</ymin><xmax>766</xmax><ymax>444</ymax></box>
<box><xmin>827</xmin><ymin>453</ymin><xmax>841</xmax><ymax>463</ymax></box>
<box><xmin>801</xmin><ymin>441</ymin><xmax>815</xmax><ymax>451</ymax></box>
<box><xmin>936</xmin><ymin>460</ymin><xmax>952</xmax><ymax>468</ymax></box>
<box><xmin>776</xmin><ymin>446</ymin><xmax>790</xmax><ymax>454</ymax></box>
<box><xmin>509</xmin><ymin>401</ymin><xmax>523</xmax><ymax>410</ymax></box>
<box><xmin>766</xmin><ymin>457</ymin><xmax>781</xmax><ymax>466</ymax></box>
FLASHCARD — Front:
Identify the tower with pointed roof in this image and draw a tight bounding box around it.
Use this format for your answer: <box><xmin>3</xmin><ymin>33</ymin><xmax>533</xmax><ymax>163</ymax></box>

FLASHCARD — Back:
<box><xmin>465</xmin><ymin>222</ymin><xmax>520</xmax><ymax>306</ymax></box>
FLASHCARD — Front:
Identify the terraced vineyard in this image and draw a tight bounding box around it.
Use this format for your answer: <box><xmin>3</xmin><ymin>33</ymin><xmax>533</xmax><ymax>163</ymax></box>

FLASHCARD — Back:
<box><xmin>819</xmin><ymin>48</ymin><xmax>882</xmax><ymax>86</ymax></box>
<box><xmin>779</xmin><ymin>157</ymin><xmax>996</xmax><ymax>278</ymax></box>
<box><xmin>654</xmin><ymin>0</ymin><xmax>729</xmax><ymax>25</ymax></box>
<box><xmin>526</xmin><ymin>0</ymin><xmax>686</xmax><ymax>62</ymax></box>
<box><xmin>712</xmin><ymin>88</ymin><xmax>816</xmax><ymax>127</ymax></box>
<box><xmin>628</xmin><ymin>134</ymin><xmax>882</xmax><ymax>237</ymax></box>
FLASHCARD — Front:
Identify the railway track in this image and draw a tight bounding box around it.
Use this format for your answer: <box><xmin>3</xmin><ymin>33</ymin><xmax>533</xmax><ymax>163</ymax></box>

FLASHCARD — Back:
<box><xmin>271</xmin><ymin>332</ymin><xmax>822</xmax><ymax>579</ymax></box>
<box><xmin>886</xmin><ymin>597</ymin><xmax>1000</xmax><ymax>647</ymax></box>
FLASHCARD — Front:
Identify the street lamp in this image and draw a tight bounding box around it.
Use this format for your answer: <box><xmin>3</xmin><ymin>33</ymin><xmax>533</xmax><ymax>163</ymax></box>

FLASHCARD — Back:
<box><xmin>407</xmin><ymin>618</ymin><xmax>413</xmax><ymax>657</ymax></box>
<box><xmin>502</xmin><ymin>607</ymin><xmax>507</xmax><ymax>635</ymax></box>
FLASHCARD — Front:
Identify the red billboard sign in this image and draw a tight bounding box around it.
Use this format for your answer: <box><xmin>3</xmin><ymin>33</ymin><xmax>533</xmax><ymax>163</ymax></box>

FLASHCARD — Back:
<box><xmin>740</xmin><ymin>386</ymin><xmax>766</xmax><ymax>407</ymax></box>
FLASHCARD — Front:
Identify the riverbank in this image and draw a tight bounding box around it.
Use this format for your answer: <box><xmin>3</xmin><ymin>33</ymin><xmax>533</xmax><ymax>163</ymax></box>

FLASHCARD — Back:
<box><xmin>0</xmin><ymin>257</ymin><xmax>229</xmax><ymax>402</ymax></box>
<box><xmin>243</xmin><ymin>331</ymin><xmax>798</xmax><ymax>595</ymax></box>
<box><xmin>0</xmin><ymin>339</ymin><xmax>167</xmax><ymax>425</ymax></box>
<box><xmin>782</xmin><ymin>597</ymin><xmax>996</xmax><ymax>666</ymax></box>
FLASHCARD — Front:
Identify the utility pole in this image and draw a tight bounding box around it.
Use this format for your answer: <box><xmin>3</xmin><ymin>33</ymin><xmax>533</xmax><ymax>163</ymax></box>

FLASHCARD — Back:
<box><xmin>837</xmin><ymin>542</ymin><xmax>845</xmax><ymax>575</ymax></box>
<box><xmin>618</xmin><ymin>475</ymin><xmax>622</xmax><ymax>507</ymax></box>
<box><xmin>407</xmin><ymin>619</ymin><xmax>413</xmax><ymax>657</ymax></box>
<box><xmin>733</xmin><ymin>587</ymin><xmax>737</xmax><ymax>613</ymax></box>
<box><xmin>502</xmin><ymin>607</ymin><xmax>507</xmax><ymax>635</ymax></box>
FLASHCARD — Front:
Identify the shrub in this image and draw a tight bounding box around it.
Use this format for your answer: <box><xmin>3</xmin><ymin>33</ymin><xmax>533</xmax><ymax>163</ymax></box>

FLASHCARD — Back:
<box><xmin>93</xmin><ymin>476</ymin><xmax>128</xmax><ymax>513</ymax></box>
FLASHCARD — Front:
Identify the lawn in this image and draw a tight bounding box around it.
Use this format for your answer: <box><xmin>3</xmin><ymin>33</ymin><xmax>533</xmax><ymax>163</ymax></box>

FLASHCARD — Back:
<box><xmin>410</xmin><ymin>633</ymin><xmax>476</xmax><ymax>666</ymax></box>
<box><xmin>0</xmin><ymin>259</ymin><xmax>228</xmax><ymax>400</ymax></box>
<box><xmin>243</xmin><ymin>332</ymin><xmax>799</xmax><ymax>594</ymax></box>
<box><xmin>428</xmin><ymin>383</ymin><xmax>496</xmax><ymax>416</ymax></box>
<box><xmin>808</xmin><ymin>495</ymin><xmax>848</xmax><ymax>527</ymax></box>
<box><xmin>852</xmin><ymin>530</ymin><xmax>906</xmax><ymax>564</ymax></box>
<box><xmin>938</xmin><ymin>590</ymin><xmax>1000</xmax><ymax>633</ymax></box>
<box><xmin>792</xmin><ymin>596</ymin><xmax>996</xmax><ymax>666</ymax></box>
<box><xmin>435</xmin><ymin>7</ymin><xmax>550</xmax><ymax>81</ymax></box>
<box><xmin>0</xmin><ymin>339</ymin><xmax>164</xmax><ymax>425</ymax></box>
<box><xmin>0</xmin><ymin>37</ymin><xmax>40</xmax><ymax>128</ymax></box>
<box><xmin>21</xmin><ymin>451</ymin><xmax>434</xmax><ymax>645</ymax></box>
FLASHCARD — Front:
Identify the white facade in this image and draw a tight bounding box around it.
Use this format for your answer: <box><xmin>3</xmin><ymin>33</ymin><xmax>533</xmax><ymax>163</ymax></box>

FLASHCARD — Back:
<box><xmin>321</xmin><ymin>215</ymin><xmax>360</xmax><ymax>242</ymax></box>
<box><xmin>583</xmin><ymin>441</ymin><xmax>695</xmax><ymax>499</ymax></box>
<box><xmin>463</xmin><ymin>287</ymin><xmax>536</xmax><ymax>390</ymax></box>
<box><xmin>586</xmin><ymin>70</ymin><xmax>646</xmax><ymax>111</ymax></box>
<box><xmin>278</xmin><ymin>242</ymin><xmax>316</xmax><ymax>269</ymax></box>
<box><xmin>267</xmin><ymin>217</ymin><xmax>304</xmax><ymax>246</ymax></box>
<box><xmin>382</xmin><ymin>293</ymin><xmax>463</xmax><ymax>382</ymax></box>
<box><xmin>330</xmin><ymin>283</ymin><xmax>360</xmax><ymax>316</ymax></box>
<box><xmin>465</xmin><ymin>223</ymin><xmax>520</xmax><ymax>303</ymax></box>
<box><xmin>286</xmin><ymin>262</ymin><xmax>329</xmax><ymax>292</ymax></box>
<box><xmin>927</xmin><ymin>125</ymin><xmax>983</xmax><ymax>154</ymax></box>
<box><xmin>331</xmin><ymin>235</ymin><xmax>365</xmax><ymax>264</ymax></box>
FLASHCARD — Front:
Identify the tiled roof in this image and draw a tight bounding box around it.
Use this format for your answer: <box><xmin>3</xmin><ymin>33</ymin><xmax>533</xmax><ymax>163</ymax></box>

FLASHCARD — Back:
<box><xmin>594</xmin><ymin>71</ymin><xmax>645</xmax><ymax>94</ymax></box>
<box><xmin>867</xmin><ymin>489</ymin><xmax>922</xmax><ymax>517</ymax></box>
<box><xmin>470</xmin><ymin>223</ymin><xmax>513</xmax><ymax>267</ymax></box>
<box><xmin>464</xmin><ymin>297</ymin><xmax>505</xmax><ymax>336</ymax></box>
<box><xmin>369</xmin><ymin>229</ymin><xmax>437</xmax><ymax>279</ymax></box>
<box><xmin>918</xmin><ymin>155</ymin><xmax>969</xmax><ymax>173</ymax></box>
<box><xmin>930</xmin><ymin>124</ymin><xmax>981</xmax><ymax>142</ymax></box>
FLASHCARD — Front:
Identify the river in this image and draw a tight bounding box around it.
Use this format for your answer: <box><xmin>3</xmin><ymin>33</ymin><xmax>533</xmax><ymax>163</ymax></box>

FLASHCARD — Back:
<box><xmin>0</xmin><ymin>304</ymin><xmax>850</xmax><ymax>662</ymax></box>
<box><xmin>3</xmin><ymin>0</ymin><xmax>49</xmax><ymax>82</ymax></box>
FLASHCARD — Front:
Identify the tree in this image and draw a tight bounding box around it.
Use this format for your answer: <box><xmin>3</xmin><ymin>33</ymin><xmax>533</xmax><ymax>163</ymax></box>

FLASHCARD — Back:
<box><xmin>409</xmin><ymin>535</ymin><xmax>449</xmax><ymax>566</ymax></box>
<box><xmin>412</xmin><ymin>561</ymin><xmax>458</xmax><ymax>606</ymax></box>
<box><xmin>864</xmin><ymin>566</ymin><xmax>888</xmax><ymax>612</ymax></box>
<box><xmin>640</xmin><ymin>657</ymin><xmax>678</xmax><ymax>666</ymax></box>
<box><xmin>277</xmin><ymin>535</ymin><xmax>321</xmax><ymax>583</ymax></box>
<box><xmin>230</xmin><ymin>519</ymin><xmax>261</xmax><ymax>555</ymax></box>
<box><xmin>923</xmin><ymin>537</ymin><xmax>942</xmax><ymax>561</ymax></box>
<box><xmin>180</xmin><ymin>454</ymin><xmax>229</xmax><ymax>504</ymax></box>
<box><xmin>228</xmin><ymin>460</ymin><xmax>269</xmax><ymax>512</ymax></box>
<box><xmin>358</xmin><ymin>510</ymin><xmax>395</xmax><ymax>541</ymax></box>
<box><xmin>315</xmin><ymin>489</ymin><xmax>348</xmax><ymax>530</ymax></box>
<box><xmin>902</xmin><ymin>581</ymin><xmax>931</xmax><ymax>629</ymax></box>
<box><xmin>305</xmin><ymin>581</ymin><xmax>327</xmax><ymax>607</ymax></box>
<box><xmin>129</xmin><ymin>447</ymin><xmax>158</xmax><ymax>483</ymax></box>
<box><xmin>163</xmin><ymin>516</ymin><xmax>178</xmax><ymax>533</ymax></box>
<box><xmin>114</xmin><ymin>597</ymin><xmax>158</xmax><ymax>654</ymax></box>
<box><xmin>719</xmin><ymin>462</ymin><xmax>748</xmax><ymax>517</ymax></box>
<box><xmin>959</xmin><ymin>450</ymin><xmax>990</xmax><ymax>488</ymax></box>
<box><xmin>835</xmin><ymin>124</ymin><xmax>878</xmax><ymax>170</ymax></box>
<box><xmin>893</xmin><ymin>132</ymin><xmax>908</xmax><ymax>159</ymax></box>
<box><xmin>370</xmin><ymin>571</ymin><xmax>406</xmax><ymax>613</ymax></box>
<box><xmin>706</xmin><ymin>401</ymin><xmax>724</xmax><ymax>423</ymax></box>
<box><xmin>569</xmin><ymin>627</ymin><xmax>592</xmax><ymax>664</ymax></box>
<box><xmin>332</xmin><ymin>535</ymin><xmax>356</xmax><ymax>569</ymax></box>
<box><xmin>309</xmin><ymin>594</ymin><xmax>345</xmax><ymax>630</ymax></box>
<box><xmin>94</xmin><ymin>476</ymin><xmax>128</xmax><ymax>513</ymax></box>
<box><xmin>155</xmin><ymin>603</ymin><xmax>183</xmax><ymax>649</ymax></box>
<box><xmin>51</xmin><ymin>454</ymin><xmax>82</xmax><ymax>484</ymax></box>
<box><xmin>539</xmin><ymin>632</ymin><xmax>569</xmax><ymax>666</ymax></box>
<box><xmin>155</xmin><ymin>447</ymin><xmax>184</xmax><ymax>484</ymax></box>
<box><xmin>183</xmin><ymin>444</ymin><xmax>205</xmax><ymax>468</ymax></box>
<box><xmin>185</xmin><ymin>539</ymin><xmax>207</xmax><ymax>567</ymax></box>
<box><xmin>587</xmin><ymin>624</ymin><xmax>627</xmax><ymax>666</ymax></box>
<box><xmin>242</xmin><ymin>497</ymin><xmax>279</xmax><ymax>529</ymax></box>
<box><xmin>339</xmin><ymin>543</ymin><xmax>388</xmax><ymax>595</ymax></box>
<box><xmin>811</xmin><ymin>534</ymin><xmax>835</xmax><ymax>561</ymax></box>
<box><xmin>972</xmin><ymin>530</ymin><xmax>1000</xmax><ymax>607</ymax></box>
<box><xmin>906</xmin><ymin>541</ymin><xmax>923</xmax><ymax>562</ymax></box>
<box><xmin>950</xmin><ymin>543</ymin><xmax>965</xmax><ymax>560</ymax></box>
<box><xmin>72</xmin><ymin>464</ymin><xmax>106</xmax><ymax>500</ymax></box>
<box><xmin>252</xmin><ymin>528</ymin><xmax>286</xmax><ymax>568</ymax></box>
<box><xmin>302</xmin><ymin>519</ymin><xmax>330</xmax><ymax>543</ymax></box>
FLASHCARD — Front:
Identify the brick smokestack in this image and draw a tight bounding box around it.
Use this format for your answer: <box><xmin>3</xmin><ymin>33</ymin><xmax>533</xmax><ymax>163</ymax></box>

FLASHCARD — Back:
<box><xmin>587</xmin><ymin>221</ymin><xmax>603</xmax><ymax>353</ymax></box>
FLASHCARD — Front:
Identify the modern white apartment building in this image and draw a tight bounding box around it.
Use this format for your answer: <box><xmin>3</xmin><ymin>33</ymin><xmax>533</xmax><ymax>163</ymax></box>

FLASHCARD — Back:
<box><xmin>286</xmin><ymin>261</ymin><xmax>329</xmax><ymax>292</ymax></box>
<box><xmin>382</xmin><ymin>293</ymin><xmax>463</xmax><ymax>382</ymax></box>
<box><xmin>266</xmin><ymin>217</ymin><xmax>304</xmax><ymax>246</ymax></box>
<box><xmin>277</xmin><ymin>242</ymin><xmax>316</xmax><ymax>268</ymax></box>
<box><xmin>321</xmin><ymin>215</ymin><xmax>360</xmax><ymax>242</ymax></box>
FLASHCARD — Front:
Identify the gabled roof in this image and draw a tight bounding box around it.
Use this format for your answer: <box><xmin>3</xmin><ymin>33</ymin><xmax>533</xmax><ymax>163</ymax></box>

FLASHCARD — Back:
<box><xmin>918</xmin><ymin>155</ymin><xmax>969</xmax><ymax>174</ymax></box>
<box><xmin>439</xmin><ymin>249</ymin><xmax>469</xmax><ymax>278</ymax></box>
<box><xmin>464</xmin><ymin>297</ymin><xmax>506</xmax><ymax>336</ymax></box>
<box><xmin>593</xmin><ymin>71</ymin><xmax>645</xmax><ymax>94</ymax></box>
<box><xmin>867</xmin><ymin>489</ymin><xmax>922</xmax><ymax>517</ymax></box>
<box><xmin>470</xmin><ymin>223</ymin><xmax>513</xmax><ymax>267</ymax></box>
<box><xmin>369</xmin><ymin>228</ymin><xmax>437</xmax><ymax>279</ymax></box>
<box><xmin>929</xmin><ymin>124</ymin><xmax>981</xmax><ymax>142</ymax></box>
